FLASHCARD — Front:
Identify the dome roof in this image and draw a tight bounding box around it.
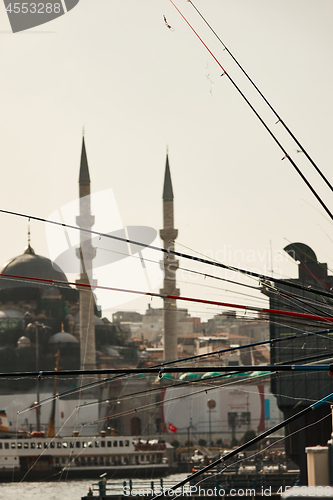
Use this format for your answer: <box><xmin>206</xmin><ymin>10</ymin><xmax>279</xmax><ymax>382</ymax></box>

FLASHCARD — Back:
<box><xmin>17</xmin><ymin>336</ymin><xmax>31</xmax><ymax>348</ymax></box>
<box><xmin>49</xmin><ymin>332</ymin><xmax>79</xmax><ymax>344</ymax></box>
<box><xmin>74</xmin><ymin>312</ymin><xmax>104</xmax><ymax>326</ymax></box>
<box><xmin>0</xmin><ymin>245</ymin><xmax>70</xmax><ymax>290</ymax></box>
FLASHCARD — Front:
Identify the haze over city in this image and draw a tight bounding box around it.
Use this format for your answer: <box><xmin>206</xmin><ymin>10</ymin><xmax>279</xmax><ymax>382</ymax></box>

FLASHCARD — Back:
<box><xmin>0</xmin><ymin>0</ymin><xmax>332</xmax><ymax>320</ymax></box>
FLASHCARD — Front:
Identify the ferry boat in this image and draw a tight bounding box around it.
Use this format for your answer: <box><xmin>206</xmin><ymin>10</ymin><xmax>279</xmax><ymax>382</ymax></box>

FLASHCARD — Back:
<box><xmin>0</xmin><ymin>412</ymin><xmax>171</xmax><ymax>481</ymax></box>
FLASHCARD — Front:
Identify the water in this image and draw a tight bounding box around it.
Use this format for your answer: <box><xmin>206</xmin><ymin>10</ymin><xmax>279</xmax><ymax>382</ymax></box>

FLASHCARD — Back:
<box><xmin>0</xmin><ymin>480</ymin><xmax>89</xmax><ymax>500</ymax></box>
<box><xmin>0</xmin><ymin>474</ymin><xmax>188</xmax><ymax>500</ymax></box>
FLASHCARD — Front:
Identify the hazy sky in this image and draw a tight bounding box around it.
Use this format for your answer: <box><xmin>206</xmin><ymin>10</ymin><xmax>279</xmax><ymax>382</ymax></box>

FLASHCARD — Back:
<box><xmin>0</xmin><ymin>0</ymin><xmax>332</xmax><ymax>321</ymax></box>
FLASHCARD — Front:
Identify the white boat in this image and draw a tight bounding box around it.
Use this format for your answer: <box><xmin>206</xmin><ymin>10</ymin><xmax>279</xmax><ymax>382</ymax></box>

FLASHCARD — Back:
<box><xmin>0</xmin><ymin>411</ymin><xmax>171</xmax><ymax>481</ymax></box>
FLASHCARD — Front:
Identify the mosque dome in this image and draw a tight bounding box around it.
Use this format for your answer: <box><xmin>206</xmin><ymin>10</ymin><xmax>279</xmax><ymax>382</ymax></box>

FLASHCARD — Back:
<box><xmin>0</xmin><ymin>244</ymin><xmax>70</xmax><ymax>291</ymax></box>
<box><xmin>49</xmin><ymin>332</ymin><xmax>79</xmax><ymax>344</ymax></box>
<box><xmin>17</xmin><ymin>336</ymin><xmax>31</xmax><ymax>348</ymax></box>
<box><xmin>74</xmin><ymin>311</ymin><xmax>104</xmax><ymax>327</ymax></box>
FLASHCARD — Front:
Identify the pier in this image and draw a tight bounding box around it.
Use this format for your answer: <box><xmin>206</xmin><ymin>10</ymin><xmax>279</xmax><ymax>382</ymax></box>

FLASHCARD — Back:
<box><xmin>81</xmin><ymin>471</ymin><xmax>299</xmax><ymax>499</ymax></box>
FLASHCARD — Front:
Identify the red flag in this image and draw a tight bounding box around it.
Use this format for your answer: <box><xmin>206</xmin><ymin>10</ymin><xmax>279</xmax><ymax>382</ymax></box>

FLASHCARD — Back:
<box><xmin>168</xmin><ymin>423</ymin><xmax>177</xmax><ymax>433</ymax></box>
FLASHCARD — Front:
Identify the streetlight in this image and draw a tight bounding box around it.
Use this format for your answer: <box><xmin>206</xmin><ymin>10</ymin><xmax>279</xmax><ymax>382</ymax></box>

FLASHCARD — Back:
<box><xmin>26</xmin><ymin>320</ymin><xmax>51</xmax><ymax>432</ymax></box>
<box><xmin>207</xmin><ymin>399</ymin><xmax>216</xmax><ymax>446</ymax></box>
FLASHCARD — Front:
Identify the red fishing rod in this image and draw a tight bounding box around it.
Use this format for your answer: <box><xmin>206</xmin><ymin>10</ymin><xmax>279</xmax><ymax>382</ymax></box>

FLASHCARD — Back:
<box><xmin>186</xmin><ymin>0</ymin><xmax>333</xmax><ymax>193</ymax></box>
<box><xmin>169</xmin><ymin>0</ymin><xmax>333</xmax><ymax>221</ymax></box>
<box><xmin>1</xmin><ymin>208</ymin><xmax>333</xmax><ymax>301</ymax></box>
<box><xmin>1</xmin><ymin>270</ymin><xmax>333</xmax><ymax>323</ymax></box>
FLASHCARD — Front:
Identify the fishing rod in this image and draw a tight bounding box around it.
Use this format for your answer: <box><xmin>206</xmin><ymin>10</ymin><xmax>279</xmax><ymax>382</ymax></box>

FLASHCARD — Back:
<box><xmin>181</xmin><ymin>272</ymin><xmax>333</xmax><ymax>319</ymax></box>
<box><xmin>186</xmin><ymin>0</ymin><xmax>333</xmax><ymax>193</ymax></box>
<box><xmin>24</xmin><ymin>324</ymin><xmax>333</xmax><ymax>412</ymax></box>
<box><xmin>3</xmin><ymin>258</ymin><xmax>333</xmax><ymax>321</ymax></box>
<box><xmin>269</xmin><ymin>288</ymin><xmax>333</xmax><ymax>319</ymax></box>
<box><xmin>77</xmin><ymin>352</ymin><xmax>333</xmax><ymax>415</ymax></box>
<box><xmin>81</xmin><ymin>371</ymin><xmax>272</xmax><ymax>428</ymax></box>
<box><xmin>26</xmin><ymin>324</ymin><xmax>333</xmax><ymax>413</ymax></box>
<box><xmin>158</xmin><ymin>390</ymin><xmax>333</xmax><ymax>496</ymax></box>
<box><xmin>1</xmin><ymin>271</ymin><xmax>333</xmax><ymax>324</ymax></box>
<box><xmin>0</xmin><ymin>209</ymin><xmax>333</xmax><ymax>299</ymax></box>
<box><xmin>32</xmin><ymin>350</ymin><xmax>333</xmax><ymax>426</ymax></box>
<box><xmin>3</xmin><ymin>364</ymin><xmax>333</xmax><ymax>378</ymax></box>
<box><xmin>169</xmin><ymin>0</ymin><xmax>333</xmax><ymax>222</ymax></box>
<box><xmin>174</xmin><ymin>239</ymin><xmax>333</xmax><ymax>319</ymax></box>
<box><xmin>1</xmin><ymin>210</ymin><xmax>333</xmax><ymax>300</ymax></box>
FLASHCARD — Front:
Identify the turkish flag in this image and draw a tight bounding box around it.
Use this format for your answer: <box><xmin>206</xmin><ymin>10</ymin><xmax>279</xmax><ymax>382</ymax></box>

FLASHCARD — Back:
<box><xmin>168</xmin><ymin>423</ymin><xmax>177</xmax><ymax>433</ymax></box>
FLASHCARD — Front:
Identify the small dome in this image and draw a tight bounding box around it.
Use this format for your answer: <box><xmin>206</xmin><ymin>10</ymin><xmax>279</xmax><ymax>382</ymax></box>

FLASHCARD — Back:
<box><xmin>75</xmin><ymin>312</ymin><xmax>105</xmax><ymax>326</ymax></box>
<box><xmin>105</xmin><ymin>346</ymin><xmax>120</xmax><ymax>357</ymax></box>
<box><xmin>49</xmin><ymin>332</ymin><xmax>79</xmax><ymax>344</ymax></box>
<box><xmin>17</xmin><ymin>336</ymin><xmax>31</xmax><ymax>348</ymax></box>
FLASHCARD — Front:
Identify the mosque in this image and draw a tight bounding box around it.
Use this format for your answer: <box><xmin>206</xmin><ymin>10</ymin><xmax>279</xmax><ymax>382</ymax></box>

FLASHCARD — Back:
<box><xmin>0</xmin><ymin>136</ymin><xmax>178</xmax><ymax>435</ymax></box>
<box><xmin>0</xmin><ymin>136</ymin><xmax>154</xmax><ymax>378</ymax></box>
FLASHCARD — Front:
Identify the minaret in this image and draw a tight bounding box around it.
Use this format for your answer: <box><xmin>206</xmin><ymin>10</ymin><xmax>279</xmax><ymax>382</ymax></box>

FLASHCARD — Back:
<box><xmin>160</xmin><ymin>152</ymin><xmax>179</xmax><ymax>361</ymax></box>
<box><xmin>76</xmin><ymin>134</ymin><xmax>97</xmax><ymax>370</ymax></box>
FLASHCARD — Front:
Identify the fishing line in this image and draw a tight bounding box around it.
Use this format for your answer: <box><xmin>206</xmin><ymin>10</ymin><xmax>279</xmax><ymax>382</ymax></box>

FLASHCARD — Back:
<box><xmin>173</xmin><ymin>239</ymin><xmax>276</xmax><ymax>297</ymax></box>
<box><xmin>159</xmin><ymin>388</ymin><xmax>333</xmax><ymax>494</ymax></box>
<box><xmin>95</xmin><ymin>240</ymin><xmax>265</xmax><ymax>295</ymax></box>
<box><xmin>19</xmin><ymin>346</ymin><xmax>326</xmax><ymax>416</ymax></box>
<box><xmin>268</xmin><ymin>287</ymin><xmax>333</xmax><ymax>320</ymax></box>
<box><xmin>14</xmin><ymin>325</ymin><xmax>333</xmax><ymax>416</ymax></box>
<box><xmin>1</xmin><ymin>209</ymin><xmax>333</xmax><ymax>301</ymax></box>
<box><xmin>78</xmin><ymin>371</ymin><xmax>320</xmax><ymax>426</ymax></box>
<box><xmin>2</xmin><ymin>270</ymin><xmax>333</xmax><ymax>325</ymax></box>
<box><xmin>177</xmin><ymin>278</ymin><xmax>267</xmax><ymax>303</ymax></box>
<box><xmin>273</xmin><ymin>286</ymin><xmax>333</xmax><ymax>315</ymax></box>
<box><xmin>3</xmin><ymin>264</ymin><xmax>327</xmax><ymax>331</ymax></box>
<box><xmin>80</xmin><ymin>370</ymin><xmax>274</xmax><ymax>428</ymax></box>
<box><xmin>17</xmin><ymin>406</ymin><xmax>78</xmax><ymax>483</ymax></box>
<box><xmin>173</xmin><ymin>238</ymin><xmax>333</xmax><ymax>309</ymax></box>
<box><xmin>187</xmin><ymin>412</ymin><xmax>332</xmax><ymax>498</ymax></box>
<box><xmin>72</xmin><ymin>365</ymin><xmax>333</xmax><ymax>433</ymax></box>
<box><xmin>186</xmin><ymin>0</ymin><xmax>333</xmax><ymax>194</ymax></box>
<box><xmin>169</xmin><ymin>0</ymin><xmax>333</xmax><ymax>222</ymax></box>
